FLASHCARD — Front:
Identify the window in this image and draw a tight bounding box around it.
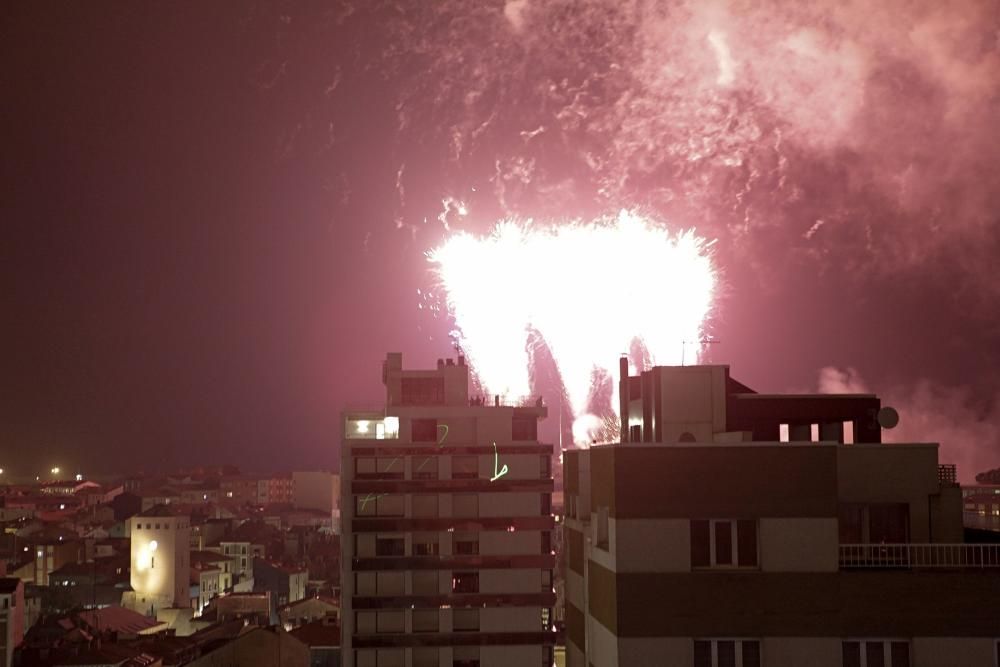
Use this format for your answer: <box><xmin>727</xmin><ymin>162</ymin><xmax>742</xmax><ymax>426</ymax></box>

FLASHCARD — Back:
<box><xmin>453</xmin><ymin>645</ymin><xmax>480</xmax><ymax>667</ymax></box>
<box><xmin>542</xmin><ymin>493</ymin><xmax>552</xmax><ymax>516</ymax></box>
<box><xmin>540</xmin><ymin>454</ymin><xmax>551</xmax><ymax>478</ymax></box>
<box><xmin>453</xmin><ymin>494</ymin><xmax>479</xmax><ymax>518</ymax></box>
<box><xmin>412</xmin><ymin>571</ymin><xmax>439</xmax><ymax>595</ymax></box>
<box><xmin>596</xmin><ymin>506</ymin><xmax>609</xmax><ymax>550</ymax></box>
<box><xmin>452</xmin><ymin>571</ymin><xmax>479</xmax><ymax>593</ymax></box>
<box><xmin>838</xmin><ymin>504</ymin><xmax>909</xmax><ymax>543</ymax></box>
<box><xmin>412</xmin><ymin>494</ymin><xmax>439</xmax><ymax>518</ymax></box>
<box><xmin>512</xmin><ymin>415</ymin><xmax>537</xmax><ymax>440</ymax></box>
<box><xmin>412</xmin><ymin>456</ymin><xmax>438</xmax><ymax>480</ymax></box>
<box><xmin>453</xmin><ymin>608</ymin><xmax>479</xmax><ymax>631</ymax></box>
<box><xmin>412</xmin><ymin>533</ymin><xmax>439</xmax><ymax>556</ymax></box>
<box><xmin>375</xmin><ymin>536</ymin><xmax>405</xmax><ymax>557</ymax></box>
<box><xmin>694</xmin><ymin>639</ymin><xmax>761</xmax><ymax>667</ymax></box>
<box><xmin>401</xmin><ymin>378</ymin><xmax>445</xmax><ymax>406</ymax></box>
<box><xmin>412</xmin><ymin>609</ymin><xmax>439</xmax><ymax>632</ymax></box>
<box><xmin>453</xmin><ymin>532</ymin><xmax>479</xmax><ymax>555</ymax></box>
<box><xmin>376</xmin><ymin>610</ymin><xmax>405</xmax><ymax>633</ymax></box>
<box><xmin>691</xmin><ymin>520</ymin><xmax>758</xmax><ymax>568</ymax></box>
<box><xmin>842</xmin><ymin>640</ymin><xmax>910</xmax><ymax>667</ymax></box>
<box><xmin>452</xmin><ymin>456</ymin><xmax>478</xmax><ymax>480</ymax></box>
<box><xmin>411</xmin><ymin>418</ymin><xmax>439</xmax><ymax>442</ymax></box>
<box><xmin>413</xmin><ymin>647</ymin><xmax>440</xmax><ymax>667</ymax></box>
<box><xmin>377</xmin><ymin>494</ymin><xmax>405</xmax><ymax>517</ymax></box>
<box><xmin>541</xmin><ymin>531</ymin><xmax>552</xmax><ymax>555</ymax></box>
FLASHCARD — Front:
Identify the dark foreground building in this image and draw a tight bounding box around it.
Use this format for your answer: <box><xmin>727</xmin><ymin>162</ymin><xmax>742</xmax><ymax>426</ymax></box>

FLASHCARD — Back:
<box><xmin>564</xmin><ymin>361</ymin><xmax>1000</xmax><ymax>667</ymax></box>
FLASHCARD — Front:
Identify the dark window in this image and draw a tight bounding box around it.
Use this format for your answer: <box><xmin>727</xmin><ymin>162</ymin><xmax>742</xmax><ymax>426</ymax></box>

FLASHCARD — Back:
<box><xmin>452</xmin><ymin>456</ymin><xmax>478</xmax><ymax>480</ymax></box>
<box><xmin>542</xmin><ymin>493</ymin><xmax>552</xmax><ymax>515</ymax></box>
<box><xmin>839</xmin><ymin>504</ymin><xmax>865</xmax><ymax>542</ymax></box>
<box><xmin>843</xmin><ymin>642</ymin><xmax>862</xmax><ymax>667</ymax></box>
<box><xmin>540</xmin><ymin>455</ymin><xmax>551</xmax><ymax>478</ymax></box>
<box><xmin>714</xmin><ymin>521</ymin><xmax>733</xmax><ymax>565</ymax></box>
<box><xmin>413</xmin><ymin>456</ymin><xmax>438</xmax><ymax>480</ymax></box>
<box><xmin>412</xmin><ymin>534</ymin><xmax>439</xmax><ymax>556</ymax></box>
<box><xmin>716</xmin><ymin>640</ymin><xmax>736</xmax><ymax>667</ymax></box>
<box><xmin>452</xmin><ymin>571</ymin><xmax>479</xmax><ymax>593</ymax></box>
<box><xmin>512</xmin><ymin>415</ymin><xmax>537</xmax><ymax>440</ymax></box>
<box><xmin>454</xmin><ymin>535</ymin><xmax>479</xmax><ymax>555</ymax></box>
<box><xmin>411</xmin><ymin>418</ymin><xmax>439</xmax><ymax>442</ymax></box>
<box><xmin>742</xmin><ymin>640</ymin><xmax>761</xmax><ymax>667</ymax></box>
<box><xmin>866</xmin><ymin>642</ymin><xmax>885</xmax><ymax>667</ymax></box>
<box><xmin>401</xmin><ymin>377</ymin><xmax>445</xmax><ymax>406</ymax></box>
<box><xmin>375</xmin><ymin>537</ymin><xmax>405</xmax><ymax>557</ymax></box>
<box><xmin>891</xmin><ymin>642</ymin><xmax>910</xmax><ymax>667</ymax></box>
<box><xmin>869</xmin><ymin>504</ymin><xmax>909</xmax><ymax>543</ymax></box>
<box><xmin>541</xmin><ymin>531</ymin><xmax>552</xmax><ymax>555</ymax></box>
<box><xmin>693</xmin><ymin>640</ymin><xmax>712</xmax><ymax>667</ymax></box>
<box><xmin>453</xmin><ymin>608</ymin><xmax>479</xmax><ymax>631</ymax></box>
<box><xmin>691</xmin><ymin>520</ymin><xmax>710</xmax><ymax>567</ymax></box>
<box><xmin>629</xmin><ymin>424</ymin><xmax>642</xmax><ymax>441</ymax></box>
<box><xmin>737</xmin><ymin>520</ymin><xmax>758</xmax><ymax>567</ymax></box>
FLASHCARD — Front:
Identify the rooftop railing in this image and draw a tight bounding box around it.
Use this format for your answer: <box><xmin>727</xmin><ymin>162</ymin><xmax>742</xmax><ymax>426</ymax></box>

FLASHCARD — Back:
<box><xmin>938</xmin><ymin>464</ymin><xmax>958</xmax><ymax>485</ymax></box>
<box><xmin>840</xmin><ymin>543</ymin><xmax>1000</xmax><ymax>569</ymax></box>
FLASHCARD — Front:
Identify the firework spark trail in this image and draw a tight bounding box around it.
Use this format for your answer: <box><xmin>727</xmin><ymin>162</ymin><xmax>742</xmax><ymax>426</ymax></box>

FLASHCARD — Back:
<box><xmin>429</xmin><ymin>210</ymin><xmax>716</xmax><ymax>445</ymax></box>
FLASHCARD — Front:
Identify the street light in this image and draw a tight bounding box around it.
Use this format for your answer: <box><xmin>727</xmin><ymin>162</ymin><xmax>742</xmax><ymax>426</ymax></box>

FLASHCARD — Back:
<box><xmin>51</xmin><ymin>467</ymin><xmax>60</xmax><ymax>475</ymax></box>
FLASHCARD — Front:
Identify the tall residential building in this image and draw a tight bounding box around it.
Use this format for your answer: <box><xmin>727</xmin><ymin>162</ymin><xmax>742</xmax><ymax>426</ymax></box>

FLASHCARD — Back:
<box><xmin>122</xmin><ymin>505</ymin><xmax>191</xmax><ymax>616</ymax></box>
<box><xmin>565</xmin><ymin>361</ymin><xmax>1000</xmax><ymax>667</ymax></box>
<box><xmin>0</xmin><ymin>578</ymin><xmax>25</xmax><ymax>667</ymax></box>
<box><xmin>342</xmin><ymin>353</ymin><xmax>556</xmax><ymax>667</ymax></box>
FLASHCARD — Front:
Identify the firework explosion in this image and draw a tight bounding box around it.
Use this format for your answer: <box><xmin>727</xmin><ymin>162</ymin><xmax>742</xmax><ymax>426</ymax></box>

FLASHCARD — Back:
<box><xmin>429</xmin><ymin>210</ymin><xmax>716</xmax><ymax>445</ymax></box>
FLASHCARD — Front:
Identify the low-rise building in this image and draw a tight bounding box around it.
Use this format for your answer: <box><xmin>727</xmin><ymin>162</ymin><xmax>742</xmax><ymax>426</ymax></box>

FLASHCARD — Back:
<box><xmin>254</xmin><ymin>559</ymin><xmax>308</xmax><ymax>607</ymax></box>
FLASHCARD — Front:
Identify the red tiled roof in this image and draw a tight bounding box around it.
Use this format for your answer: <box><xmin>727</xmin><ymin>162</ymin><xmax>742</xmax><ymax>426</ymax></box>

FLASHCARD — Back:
<box><xmin>290</xmin><ymin>620</ymin><xmax>340</xmax><ymax>647</ymax></box>
<box><xmin>77</xmin><ymin>605</ymin><xmax>164</xmax><ymax>635</ymax></box>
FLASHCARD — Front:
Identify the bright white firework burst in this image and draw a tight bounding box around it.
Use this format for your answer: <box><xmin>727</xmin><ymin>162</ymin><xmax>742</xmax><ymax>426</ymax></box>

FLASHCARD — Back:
<box><xmin>428</xmin><ymin>210</ymin><xmax>717</xmax><ymax>446</ymax></box>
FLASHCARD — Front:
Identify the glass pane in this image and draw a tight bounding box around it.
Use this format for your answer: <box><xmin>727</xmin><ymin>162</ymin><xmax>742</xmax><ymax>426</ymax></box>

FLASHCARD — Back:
<box><xmin>715</xmin><ymin>521</ymin><xmax>733</xmax><ymax>565</ymax></box>
<box><xmin>866</xmin><ymin>642</ymin><xmax>886</xmax><ymax>667</ymax></box>
<box><xmin>737</xmin><ymin>520</ymin><xmax>758</xmax><ymax>567</ymax></box>
<box><xmin>842</xmin><ymin>641</ymin><xmax>861</xmax><ymax>667</ymax></box>
<box><xmin>742</xmin><ymin>640</ymin><xmax>761</xmax><ymax>667</ymax></box>
<box><xmin>690</xmin><ymin>521</ymin><xmax>710</xmax><ymax>567</ymax></box>
<box><xmin>890</xmin><ymin>642</ymin><xmax>910</xmax><ymax>667</ymax></box>
<box><xmin>717</xmin><ymin>640</ymin><xmax>736</xmax><ymax>667</ymax></box>
<box><xmin>693</xmin><ymin>640</ymin><xmax>712</xmax><ymax>667</ymax></box>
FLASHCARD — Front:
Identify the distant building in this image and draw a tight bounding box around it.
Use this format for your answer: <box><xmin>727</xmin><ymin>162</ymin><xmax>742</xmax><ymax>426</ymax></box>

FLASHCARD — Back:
<box><xmin>279</xmin><ymin>596</ymin><xmax>339</xmax><ymax>630</ymax></box>
<box><xmin>293</xmin><ymin>472</ymin><xmax>339</xmax><ymax>514</ymax></box>
<box><xmin>122</xmin><ymin>506</ymin><xmax>191</xmax><ymax>616</ymax></box>
<box><xmin>190</xmin><ymin>551</ymin><xmax>233</xmax><ymax>615</ymax></box>
<box><xmin>259</xmin><ymin>475</ymin><xmax>294</xmax><ymax>505</ymax></box>
<box><xmin>0</xmin><ymin>578</ymin><xmax>25</xmax><ymax>667</ymax></box>
<box><xmin>564</xmin><ymin>361</ymin><xmax>1000</xmax><ymax>667</ymax></box>
<box><xmin>341</xmin><ymin>353</ymin><xmax>556</xmax><ymax>667</ymax></box>
<box><xmin>289</xmin><ymin>616</ymin><xmax>340</xmax><ymax>667</ymax></box>
<box><xmin>253</xmin><ymin>559</ymin><xmax>308</xmax><ymax>607</ymax></box>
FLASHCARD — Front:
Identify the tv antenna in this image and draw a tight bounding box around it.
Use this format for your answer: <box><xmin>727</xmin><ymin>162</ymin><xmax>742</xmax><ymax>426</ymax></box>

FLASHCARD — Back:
<box><xmin>681</xmin><ymin>337</ymin><xmax>721</xmax><ymax>366</ymax></box>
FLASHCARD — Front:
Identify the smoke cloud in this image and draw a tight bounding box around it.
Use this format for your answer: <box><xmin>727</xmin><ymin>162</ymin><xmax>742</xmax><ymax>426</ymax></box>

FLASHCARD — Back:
<box><xmin>819</xmin><ymin>367</ymin><xmax>1000</xmax><ymax>483</ymax></box>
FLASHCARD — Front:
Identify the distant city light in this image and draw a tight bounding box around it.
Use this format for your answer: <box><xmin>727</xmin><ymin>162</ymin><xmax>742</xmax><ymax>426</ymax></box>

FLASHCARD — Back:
<box><xmin>356</xmin><ymin>420</ymin><xmax>370</xmax><ymax>433</ymax></box>
<box><xmin>59</xmin><ymin>504</ymin><xmax>65</xmax><ymax>510</ymax></box>
<box><xmin>75</xmin><ymin>473</ymin><xmax>83</xmax><ymax>481</ymax></box>
<box><xmin>51</xmin><ymin>467</ymin><xmax>60</xmax><ymax>475</ymax></box>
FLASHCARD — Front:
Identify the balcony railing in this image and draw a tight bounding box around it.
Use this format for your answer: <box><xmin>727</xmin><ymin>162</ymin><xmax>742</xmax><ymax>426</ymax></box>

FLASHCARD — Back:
<box><xmin>840</xmin><ymin>543</ymin><xmax>1000</xmax><ymax>569</ymax></box>
<box><xmin>938</xmin><ymin>464</ymin><xmax>958</xmax><ymax>485</ymax></box>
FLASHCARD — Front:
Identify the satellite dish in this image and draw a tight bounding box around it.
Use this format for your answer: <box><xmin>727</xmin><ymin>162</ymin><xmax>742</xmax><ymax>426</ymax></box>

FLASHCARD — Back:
<box><xmin>877</xmin><ymin>406</ymin><xmax>899</xmax><ymax>429</ymax></box>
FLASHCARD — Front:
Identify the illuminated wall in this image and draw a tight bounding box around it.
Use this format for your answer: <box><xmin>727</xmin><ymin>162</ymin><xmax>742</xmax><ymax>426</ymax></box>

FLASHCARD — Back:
<box><xmin>125</xmin><ymin>512</ymin><xmax>190</xmax><ymax>614</ymax></box>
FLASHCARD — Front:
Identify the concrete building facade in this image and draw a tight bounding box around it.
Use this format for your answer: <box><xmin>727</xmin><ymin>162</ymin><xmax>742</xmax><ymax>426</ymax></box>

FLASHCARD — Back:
<box><xmin>341</xmin><ymin>353</ymin><xmax>556</xmax><ymax>667</ymax></box>
<box><xmin>122</xmin><ymin>505</ymin><xmax>191</xmax><ymax>616</ymax></box>
<box><xmin>565</xmin><ymin>361</ymin><xmax>1000</xmax><ymax>667</ymax></box>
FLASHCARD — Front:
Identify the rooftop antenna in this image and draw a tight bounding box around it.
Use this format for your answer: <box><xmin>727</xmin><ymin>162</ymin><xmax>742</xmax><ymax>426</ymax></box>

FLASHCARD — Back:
<box><xmin>681</xmin><ymin>337</ymin><xmax>721</xmax><ymax>366</ymax></box>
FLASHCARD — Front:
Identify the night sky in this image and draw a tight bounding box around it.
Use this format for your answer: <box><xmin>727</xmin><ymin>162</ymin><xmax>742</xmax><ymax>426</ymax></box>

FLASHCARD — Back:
<box><xmin>4</xmin><ymin>1</ymin><xmax>1000</xmax><ymax>480</ymax></box>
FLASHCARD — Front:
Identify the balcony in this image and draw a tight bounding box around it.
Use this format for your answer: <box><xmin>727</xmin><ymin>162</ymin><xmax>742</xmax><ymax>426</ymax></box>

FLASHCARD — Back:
<box><xmin>938</xmin><ymin>463</ymin><xmax>958</xmax><ymax>485</ymax></box>
<box><xmin>840</xmin><ymin>543</ymin><xmax>1000</xmax><ymax>569</ymax></box>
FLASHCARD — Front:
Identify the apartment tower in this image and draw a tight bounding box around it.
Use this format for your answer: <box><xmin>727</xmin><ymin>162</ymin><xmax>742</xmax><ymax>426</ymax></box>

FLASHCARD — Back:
<box><xmin>341</xmin><ymin>353</ymin><xmax>556</xmax><ymax>667</ymax></box>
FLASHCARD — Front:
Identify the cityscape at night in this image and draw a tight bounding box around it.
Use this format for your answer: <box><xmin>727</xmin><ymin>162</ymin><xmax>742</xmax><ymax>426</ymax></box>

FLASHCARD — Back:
<box><xmin>4</xmin><ymin>1</ymin><xmax>1000</xmax><ymax>666</ymax></box>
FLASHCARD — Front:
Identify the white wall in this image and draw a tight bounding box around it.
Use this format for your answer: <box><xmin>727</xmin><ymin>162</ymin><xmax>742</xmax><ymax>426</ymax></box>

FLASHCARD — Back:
<box><xmin>614</xmin><ymin>519</ymin><xmax>689</xmax><ymax>573</ymax></box>
<box><xmin>760</xmin><ymin>518</ymin><xmax>839</xmax><ymax>572</ymax></box>
<box><xmin>762</xmin><ymin>637</ymin><xmax>842</xmax><ymax>667</ymax></box>
<box><xmin>912</xmin><ymin>637</ymin><xmax>997</xmax><ymax>667</ymax></box>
